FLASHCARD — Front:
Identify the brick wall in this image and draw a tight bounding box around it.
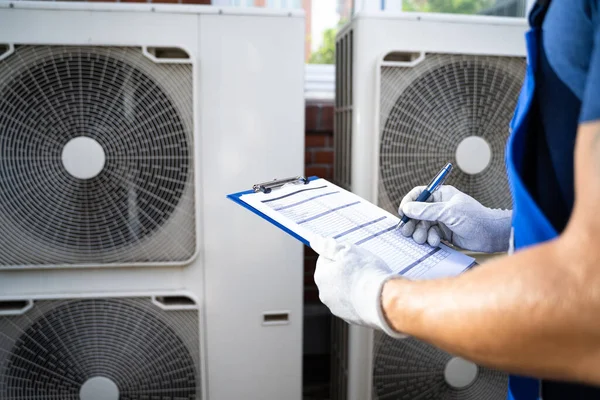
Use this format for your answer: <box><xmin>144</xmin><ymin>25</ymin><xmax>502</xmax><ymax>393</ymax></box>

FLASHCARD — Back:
<box><xmin>304</xmin><ymin>101</ymin><xmax>334</xmax><ymax>304</ymax></box>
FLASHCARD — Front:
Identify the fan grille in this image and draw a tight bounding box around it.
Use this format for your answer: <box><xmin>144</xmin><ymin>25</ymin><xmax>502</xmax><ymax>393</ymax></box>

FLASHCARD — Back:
<box><xmin>0</xmin><ymin>297</ymin><xmax>200</xmax><ymax>400</ymax></box>
<box><xmin>378</xmin><ymin>54</ymin><xmax>525</xmax><ymax>214</ymax></box>
<box><xmin>330</xmin><ymin>316</ymin><xmax>350</xmax><ymax>400</ymax></box>
<box><xmin>372</xmin><ymin>332</ymin><xmax>507</xmax><ymax>400</ymax></box>
<box><xmin>0</xmin><ymin>46</ymin><xmax>195</xmax><ymax>267</ymax></box>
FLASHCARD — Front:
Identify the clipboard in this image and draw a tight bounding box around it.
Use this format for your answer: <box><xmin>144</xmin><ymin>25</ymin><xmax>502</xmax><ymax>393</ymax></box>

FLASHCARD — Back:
<box><xmin>227</xmin><ymin>175</ymin><xmax>479</xmax><ymax>276</ymax></box>
<box><xmin>226</xmin><ymin>175</ymin><xmax>316</xmax><ymax>246</ymax></box>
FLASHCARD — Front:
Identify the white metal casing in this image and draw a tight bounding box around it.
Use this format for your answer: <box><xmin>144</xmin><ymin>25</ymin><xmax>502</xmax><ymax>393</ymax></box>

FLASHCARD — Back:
<box><xmin>335</xmin><ymin>11</ymin><xmax>528</xmax><ymax>400</ymax></box>
<box><xmin>0</xmin><ymin>2</ymin><xmax>304</xmax><ymax>399</ymax></box>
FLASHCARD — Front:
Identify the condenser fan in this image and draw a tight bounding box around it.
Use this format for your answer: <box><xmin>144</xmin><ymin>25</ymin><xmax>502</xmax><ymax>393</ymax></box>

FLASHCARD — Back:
<box><xmin>0</xmin><ymin>46</ymin><xmax>195</xmax><ymax>266</ymax></box>
<box><xmin>372</xmin><ymin>333</ymin><xmax>508</xmax><ymax>400</ymax></box>
<box><xmin>0</xmin><ymin>298</ymin><xmax>199</xmax><ymax>400</ymax></box>
<box><xmin>378</xmin><ymin>54</ymin><xmax>525</xmax><ymax>213</ymax></box>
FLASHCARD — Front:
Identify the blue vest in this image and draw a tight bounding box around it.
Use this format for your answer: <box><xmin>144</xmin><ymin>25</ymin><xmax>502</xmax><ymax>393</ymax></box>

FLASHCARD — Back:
<box><xmin>505</xmin><ymin>2</ymin><xmax>554</xmax><ymax>399</ymax></box>
<box><xmin>504</xmin><ymin>1</ymin><xmax>600</xmax><ymax>399</ymax></box>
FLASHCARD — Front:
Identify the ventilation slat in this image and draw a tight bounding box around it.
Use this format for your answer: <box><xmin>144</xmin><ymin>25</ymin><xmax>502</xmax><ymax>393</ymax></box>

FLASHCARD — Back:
<box><xmin>332</xmin><ymin>28</ymin><xmax>354</xmax><ymax>399</ymax></box>
<box><xmin>333</xmin><ymin>29</ymin><xmax>353</xmax><ymax>191</ymax></box>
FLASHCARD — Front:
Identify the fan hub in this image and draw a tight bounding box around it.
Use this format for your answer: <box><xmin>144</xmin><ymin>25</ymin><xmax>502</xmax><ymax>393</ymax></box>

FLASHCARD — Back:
<box><xmin>444</xmin><ymin>356</ymin><xmax>479</xmax><ymax>389</ymax></box>
<box><xmin>455</xmin><ymin>136</ymin><xmax>492</xmax><ymax>175</ymax></box>
<box><xmin>79</xmin><ymin>376</ymin><xmax>119</xmax><ymax>400</ymax></box>
<box><xmin>62</xmin><ymin>136</ymin><xmax>106</xmax><ymax>180</ymax></box>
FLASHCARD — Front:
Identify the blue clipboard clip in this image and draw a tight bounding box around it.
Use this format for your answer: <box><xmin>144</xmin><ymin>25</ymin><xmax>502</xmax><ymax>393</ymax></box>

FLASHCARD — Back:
<box><xmin>252</xmin><ymin>175</ymin><xmax>310</xmax><ymax>194</ymax></box>
<box><xmin>227</xmin><ymin>175</ymin><xmax>318</xmax><ymax>246</ymax></box>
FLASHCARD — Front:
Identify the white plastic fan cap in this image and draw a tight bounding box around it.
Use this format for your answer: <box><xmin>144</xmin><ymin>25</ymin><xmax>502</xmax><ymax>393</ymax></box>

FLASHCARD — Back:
<box><xmin>444</xmin><ymin>357</ymin><xmax>479</xmax><ymax>389</ymax></box>
<box><xmin>455</xmin><ymin>136</ymin><xmax>491</xmax><ymax>175</ymax></box>
<box><xmin>62</xmin><ymin>136</ymin><xmax>106</xmax><ymax>179</ymax></box>
<box><xmin>79</xmin><ymin>376</ymin><xmax>119</xmax><ymax>400</ymax></box>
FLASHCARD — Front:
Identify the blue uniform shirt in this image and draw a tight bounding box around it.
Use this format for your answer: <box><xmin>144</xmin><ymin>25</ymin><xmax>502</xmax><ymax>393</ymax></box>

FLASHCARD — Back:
<box><xmin>523</xmin><ymin>0</ymin><xmax>600</xmax><ymax>232</ymax></box>
<box><xmin>522</xmin><ymin>0</ymin><xmax>600</xmax><ymax>398</ymax></box>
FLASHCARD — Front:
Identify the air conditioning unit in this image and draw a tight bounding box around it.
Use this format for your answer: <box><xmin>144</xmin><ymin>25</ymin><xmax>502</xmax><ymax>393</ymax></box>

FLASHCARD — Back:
<box><xmin>332</xmin><ymin>11</ymin><xmax>527</xmax><ymax>400</ymax></box>
<box><xmin>0</xmin><ymin>2</ymin><xmax>304</xmax><ymax>400</ymax></box>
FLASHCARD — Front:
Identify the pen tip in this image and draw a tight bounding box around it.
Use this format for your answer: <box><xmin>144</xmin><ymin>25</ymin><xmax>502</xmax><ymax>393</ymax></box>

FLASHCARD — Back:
<box><xmin>396</xmin><ymin>220</ymin><xmax>405</xmax><ymax>229</ymax></box>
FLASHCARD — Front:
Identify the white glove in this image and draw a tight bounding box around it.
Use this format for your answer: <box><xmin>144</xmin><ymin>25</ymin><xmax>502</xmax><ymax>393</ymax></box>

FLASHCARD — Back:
<box><xmin>398</xmin><ymin>185</ymin><xmax>512</xmax><ymax>253</ymax></box>
<box><xmin>311</xmin><ymin>236</ymin><xmax>406</xmax><ymax>339</ymax></box>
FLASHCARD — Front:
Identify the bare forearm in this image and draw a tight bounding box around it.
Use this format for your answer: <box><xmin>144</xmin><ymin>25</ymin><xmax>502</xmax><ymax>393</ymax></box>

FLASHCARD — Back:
<box><xmin>381</xmin><ymin>236</ymin><xmax>600</xmax><ymax>384</ymax></box>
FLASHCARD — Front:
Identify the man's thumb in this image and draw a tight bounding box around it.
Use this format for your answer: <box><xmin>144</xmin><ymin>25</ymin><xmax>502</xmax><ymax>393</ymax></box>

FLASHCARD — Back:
<box><xmin>401</xmin><ymin>201</ymin><xmax>445</xmax><ymax>222</ymax></box>
<box><xmin>310</xmin><ymin>236</ymin><xmax>343</xmax><ymax>259</ymax></box>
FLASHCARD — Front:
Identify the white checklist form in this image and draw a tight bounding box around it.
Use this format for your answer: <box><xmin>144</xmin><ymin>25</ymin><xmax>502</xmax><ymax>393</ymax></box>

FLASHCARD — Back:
<box><xmin>231</xmin><ymin>178</ymin><xmax>475</xmax><ymax>280</ymax></box>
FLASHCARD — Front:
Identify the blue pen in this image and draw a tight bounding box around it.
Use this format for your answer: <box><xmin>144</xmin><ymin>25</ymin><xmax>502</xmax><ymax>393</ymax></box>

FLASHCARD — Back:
<box><xmin>396</xmin><ymin>162</ymin><xmax>453</xmax><ymax>230</ymax></box>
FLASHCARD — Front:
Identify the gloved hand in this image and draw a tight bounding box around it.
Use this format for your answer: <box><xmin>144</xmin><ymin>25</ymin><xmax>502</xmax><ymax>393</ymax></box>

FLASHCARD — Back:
<box><xmin>398</xmin><ymin>185</ymin><xmax>512</xmax><ymax>253</ymax></box>
<box><xmin>311</xmin><ymin>236</ymin><xmax>406</xmax><ymax>339</ymax></box>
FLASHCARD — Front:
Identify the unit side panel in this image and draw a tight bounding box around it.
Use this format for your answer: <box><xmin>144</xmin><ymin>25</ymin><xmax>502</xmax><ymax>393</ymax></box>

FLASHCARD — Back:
<box><xmin>198</xmin><ymin>13</ymin><xmax>304</xmax><ymax>400</ymax></box>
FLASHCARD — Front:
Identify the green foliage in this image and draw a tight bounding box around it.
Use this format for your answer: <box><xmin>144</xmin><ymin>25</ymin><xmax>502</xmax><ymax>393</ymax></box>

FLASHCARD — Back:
<box><xmin>309</xmin><ymin>19</ymin><xmax>348</xmax><ymax>65</ymax></box>
<box><xmin>403</xmin><ymin>0</ymin><xmax>495</xmax><ymax>14</ymax></box>
<box><xmin>309</xmin><ymin>26</ymin><xmax>336</xmax><ymax>64</ymax></box>
<box><xmin>307</xmin><ymin>0</ymin><xmax>496</xmax><ymax>64</ymax></box>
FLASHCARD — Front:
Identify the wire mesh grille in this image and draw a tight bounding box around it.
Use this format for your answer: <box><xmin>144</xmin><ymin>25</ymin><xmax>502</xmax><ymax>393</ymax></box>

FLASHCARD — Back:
<box><xmin>0</xmin><ymin>297</ymin><xmax>200</xmax><ymax>400</ymax></box>
<box><xmin>334</xmin><ymin>29</ymin><xmax>353</xmax><ymax>191</ymax></box>
<box><xmin>372</xmin><ymin>332</ymin><xmax>507</xmax><ymax>400</ymax></box>
<box><xmin>0</xmin><ymin>46</ymin><xmax>195</xmax><ymax>267</ymax></box>
<box><xmin>378</xmin><ymin>54</ymin><xmax>525</xmax><ymax>214</ymax></box>
<box><xmin>329</xmin><ymin>316</ymin><xmax>349</xmax><ymax>400</ymax></box>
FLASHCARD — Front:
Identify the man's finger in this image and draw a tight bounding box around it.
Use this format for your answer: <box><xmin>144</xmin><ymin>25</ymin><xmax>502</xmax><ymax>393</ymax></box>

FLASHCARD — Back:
<box><xmin>438</xmin><ymin>222</ymin><xmax>453</xmax><ymax>241</ymax></box>
<box><xmin>402</xmin><ymin>201</ymin><xmax>446</xmax><ymax>223</ymax></box>
<box><xmin>400</xmin><ymin>219</ymin><xmax>417</xmax><ymax>237</ymax></box>
<box><xmin>412</xmin><ymin>220</ymin><xmax>431</xmax><ymax>244</ymax></box>
<box><xmin>398</xmin><ymin>186</ymin><xmax>428</xmax><ymax>216</ymax></box>
<box><xmin>427</xmin><ymin>225</ymin><xmax>442</xmax><ymax>247</ymax></box>
<box><xmin>310</xmin><ymin>236</ymin><xmax>341</xmax><ymax>259</ymax></box>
